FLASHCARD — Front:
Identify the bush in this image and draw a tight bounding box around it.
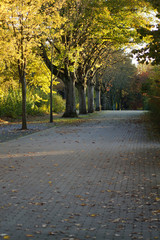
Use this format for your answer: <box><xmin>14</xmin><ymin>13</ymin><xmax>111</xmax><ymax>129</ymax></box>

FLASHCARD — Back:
<box><xmin>0</xmin><ymin>89</ymin><xmax>22</xmax><ymax>118</ymax></box>
<box><xmin>52</xmin><ymin>94</ymin><xmax>65</xmax><ymax>113</ymax></box>
<box><xmin>0</xmin><ymin>87</ymin><xmax>65</xmax><ymax>118</ymax></box>
<box><xmin>149</xmin><ymin>96</ymin><xmax>160</xmax><ymax>128</ymax></box>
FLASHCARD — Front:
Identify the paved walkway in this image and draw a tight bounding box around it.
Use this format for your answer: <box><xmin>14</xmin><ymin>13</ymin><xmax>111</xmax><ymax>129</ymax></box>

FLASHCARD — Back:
<box><xmin>0</xmin><ymin>111</ymin><xmax>160</xmax><ymax>240</ymax></box>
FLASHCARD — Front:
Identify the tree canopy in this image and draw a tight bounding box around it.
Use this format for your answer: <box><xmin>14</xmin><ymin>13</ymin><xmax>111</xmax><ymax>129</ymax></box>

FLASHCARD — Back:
<box><xmin>0</xmin><ymin>0</ymin><xmax>65</xmax><ymax>128</ymax></box>
<box><xmin>0</xmin><ymin>0</ymin><xmax>156</xmax><ymax>123</ymax></box>
<box><xmin>132</xmin><ymin>0</ymin><xmax>160</xmax><ymax>65</ymax></box>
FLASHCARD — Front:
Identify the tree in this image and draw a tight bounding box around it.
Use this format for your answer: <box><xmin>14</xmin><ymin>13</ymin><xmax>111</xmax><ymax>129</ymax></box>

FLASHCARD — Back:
<box><xmin>41</xmin><ymin>0</ymin><xmax>151</xmax><ymax>117</ymax></box>
<box><xmin>0</xmin><ymin>0</ymin><xmax>44</xmax><ymax>129</ymax></box>
<box><xmin>41</xmin><ymin>0</ymin><xmax>108</xmax><ymax>117</ymax></box>
<box><xmin>132</xmin><ymin>1</ymin><xmax>160</xmax><ymax>65</ymax></box>
<box><xmin>74</xmin><ymin>0</ymin><xmax>152</xmax><ymax>114</ymax></box>
<box><xmin>75</xmin><ymin>42</ymin><xmax>115</xmax><ymax>114</ymax></box>
<box><xmin>0</xmin><ymin>0</ymin><xmax>64</xmax><ymax>128</ymax></box>
<box><xmin>100</xmin><ymin>54</ymin><xmax>137</xmax><ymax>110</ymax></box>
<box><xmin>140</xmin><ymin>65</ymin><xmax>160</xmax><ymax>118</ymax></box>
<box><xmin>41</xmin><ymin>0</ymin><xmax>154</xmax><ymax>117</ymax></box>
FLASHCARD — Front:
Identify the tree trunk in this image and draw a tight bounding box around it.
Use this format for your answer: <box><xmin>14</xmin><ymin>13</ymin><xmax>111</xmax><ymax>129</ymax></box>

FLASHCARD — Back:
<box><xmin>95</xmin><ymin>86</ymin><xmax>101</xmax><ymax>111</ymax></box>
<box><xmin>112</xmin><ymin>96</ymin><xmax>116</xmax><ymax>110</ymax></box>
<box><xmin>88</xmin><ymin>85</ymin><xmax>94</xmax><ymax>113</ymax></box>
<box><xmin>101</xmin><ymin>92</ymin><xmax>107</xmax><ymax>110</ymax></box>
<box><xmin>50</xmin><ymin>45</ymin><xmax>54</xmax><ymax>123</ymax></box>
<box><xmin>77</xmin><ymin>85</ymin><xmax>87</xmax><ymax>114</ymax></box>
<box><xmin>63</xmin><ymin>77</ymin><xmax>78</xmax><ymax>118</ymax></box>
<box><xmin>41</xmin><ymin>45</ymin><xmax>77</xmax><ymax>118</ymax></box>
<box><xmin>21</xmin><ymin>71</ymin><xmax>27</xmax><ymax>130</ymax></box>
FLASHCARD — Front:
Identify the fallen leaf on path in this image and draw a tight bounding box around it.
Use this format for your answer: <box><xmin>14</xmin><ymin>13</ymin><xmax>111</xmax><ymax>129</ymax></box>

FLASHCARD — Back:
<box><xmin>89</xmin><ymin>228</ymin><xmax>96</xmax><ymax>231</ymax></box>
<box><xmin>90</xmin><ymin>214</ymin><xmax>97</xmax><ymax>217</ymax></box>
<box><xmin>112</xmin><ymin>218</ymin><xmax>121</xmax><ymax>223</ymax></box>
<box><xmin>155</xmin><ymin>197</ymin><xmax>160</xmax><ymax>202</ymax></box>
<box><xmin>75</xmin><ymin>224</ymin><xmax>81</xmax><ymax>227</ymax></box>
<box><xmin>75</xmin><ymin>195</ymin><xmax>82</xmax><ymax>198</ymax></box>
<box><xmin>42</xmin><ymin>224</ymin><xmax>47</xmax><ymax>228</ymax></box>
<box><xmin>152</xmin><ymin>210</ymin><xmax>160</xmax><ymax>215</ymax></box>
<box><xmin>48</xmin><ymin>232</ymin><xmax>55</xmax><ymax>235</ymax></box>
<box><xmin>3</xmin><ymin>236</ymin><xmax>10</xmax><ymax>240</ymax></box>
<box><xmin>12</xmin><ymin>189</ymin><xmax>18</xmax><ymax>193</ymax></box>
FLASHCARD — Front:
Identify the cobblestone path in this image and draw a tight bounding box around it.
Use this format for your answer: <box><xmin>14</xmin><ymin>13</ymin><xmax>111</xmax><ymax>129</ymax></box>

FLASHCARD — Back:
<box><xmin>0</xmin><ymin>111</ymin><xmax>160</xmax><ymax>240</ymax></box>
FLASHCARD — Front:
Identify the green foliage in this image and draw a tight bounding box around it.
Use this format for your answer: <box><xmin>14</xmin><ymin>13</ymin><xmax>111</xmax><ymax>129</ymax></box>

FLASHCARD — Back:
<box><xmin>0</xmin><ymin>87</ymin><xmax>65</xmax><ymax>118</ymax></box>
<box><xmin>132</xmin><ymin>1</ymin><xmax>160</xmax><ymax>65</ymax></box>
<box><xmin>101</xmin><ymin>54</ymin><xmax>143</xmax><ymax>110</ymax></box>
<box><xmin>136</xmin><ymin>64</ymin><xmax>160</xmax><ymax>127</ymax></box>
<box><xmin>0</xmin><ymin>89</ymin><xmax>22</xmax><ymax>118</ymax></box>
<box><xmin>149</xmin><ymin>96</ymin><xmax>160</xmax><ymax>126</ymax></box>
<box><xmin>0</xmin><ymin>0</ymin><xmax>155</xmax><ymax>120</ymax></box>
<box><xmin>145</xmin><ymin>66</ymin><xmax>160</xmax><ymax>125</ymax></box>
<box><xmin>52</xmin><ymin>94</ymin><xmax>65</xmax><ymax>113</ymax></box>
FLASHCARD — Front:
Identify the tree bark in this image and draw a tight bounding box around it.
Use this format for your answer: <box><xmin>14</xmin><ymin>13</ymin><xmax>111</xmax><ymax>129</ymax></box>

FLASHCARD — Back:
<box><xmin>95</xmin><ymin>86</ymin><xmax>101</xmax><ymax>111</ymax></box>
<box><xmin>63</xmin><ymin>77</ymin><xmax>78</xmax><ymax>117</ymax></box>
<box><xmin>21</xmin><ymin>69</ymin><xmax>27</xmax><ymax>130</ymax></box>
<box><xmin>18</xmin><ymin>59</ymin><xmax>27</xmax><ymax>130</ymax></box>
<box><xmin>77</xmin><ymin>84</ymin><xmax>87</xmax><ymax>114</ymax></box>
<box><xmin>101</xmin><ymin>92</ymin><xmax>107</xmax><ymax>110</ymax></box>
<box><xmin>88</xmin><ymin>84</ymin><xmax>94</xmax><ymax>113</ymax></box>
<box><xmin>41</xmin><ymin>44</ymin><xmax>77</xmax><ymax>118</ymax></box>
<box><xmin>50</xmin><ymin>44</ymin><xmax>54</xmax><ymax>123</ymax></box>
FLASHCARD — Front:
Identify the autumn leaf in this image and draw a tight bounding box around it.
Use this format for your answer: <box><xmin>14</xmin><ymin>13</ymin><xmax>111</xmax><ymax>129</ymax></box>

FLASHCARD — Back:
<box><xmin>89</xmin><ymin>228</ymin><xmax>96</xmax><ymax>231</ymax></box>
<box><xmin>81</xmin><ymin>203</ymin><xmax>87</xmax><ymax>206</ymax></box>
<box><xmin>53</xmin><ymin>164</ymin><xmax>58</xmax><ymax>167</ymax></box>
<box><xmin>75</xmin><ymin>195</ymin><xmax>82</xmax><ymax>198</ymax></box>
<box><xmin>42</xmin><ymin>224</ymin><xmax>47</xmax><ymax>228</ymax></box>
<box><xmin>90</xmin><ymin>214</ymin><xmax>97</xmax><ymax>217</ymax></box>
<box><xmin>3</xmin><ymin>236</ymin><xmax>10</xmax><ymax>240</ymax></box>
<box><xmin>48</xmin><ymin>181</ymin><xmax>52</xmax><ymax>186</ymax></box>
<box><xmin>107</xmin><ymin>190</ymin><xmax>112</xmax><ymax>192</ymax></box>
<box><xmin>155</xmin><ymin>197</ymin><xmax>160</xmax><ymax>202</ymax></box>
<box><xmin>112</xmin><ymin>218</ymin><xmax>121</xmax><ymax>223</ymax></box>
<box><xmin>12</xmin><ymin>189</ymin><xmax>18</xmax><ymax>193</ymax></box>
<box><xmin>75</xmin><ymin>223</ymin><xmax>81</xmax><ymax>227</ymax></box>
<box><xmin>152</xmin><ymin>210</ymin><xmax>160</xmax><ymax>215</ymax></box>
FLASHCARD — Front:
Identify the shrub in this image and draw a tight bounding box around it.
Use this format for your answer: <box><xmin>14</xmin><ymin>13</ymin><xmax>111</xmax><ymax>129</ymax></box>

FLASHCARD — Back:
<box><xmin>52</xmin><ymin>94</ymin><xmax>65</xmax><ymax>113</ymax></box>
<box><xmin>0</xmin><ymin>87</ymin><xmax>65</xmax><ymax>118</ymax></box>
<box><xmin>0</xmin><ymin>89</ymin><xmax>22</xmax><ymax>118</ymax></box>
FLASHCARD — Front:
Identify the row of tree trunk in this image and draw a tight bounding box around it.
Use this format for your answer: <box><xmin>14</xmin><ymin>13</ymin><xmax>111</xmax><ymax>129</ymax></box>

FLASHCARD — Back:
<box><xmin>41</xmin><ymin>45</ymin><xmax>103</xmax><ymax>118</ymax></box>
<box><xmin>67</xmin><ymin>80</ymin><xmax>102</xmax><ymax>116</ymax></box>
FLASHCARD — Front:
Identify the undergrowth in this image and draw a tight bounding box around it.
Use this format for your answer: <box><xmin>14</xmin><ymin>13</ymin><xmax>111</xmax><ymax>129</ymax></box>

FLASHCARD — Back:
<box><xmin>0</xmin><ymin>87</ymin><xmax>65</xmax><ymax>118</ymax></box>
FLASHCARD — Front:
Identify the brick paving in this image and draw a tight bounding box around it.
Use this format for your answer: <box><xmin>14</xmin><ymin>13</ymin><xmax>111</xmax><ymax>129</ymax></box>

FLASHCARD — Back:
<box><xmin>0</xmin><ymin>110</ymin><xmax>160</xmax><ymax>240</ymax></box>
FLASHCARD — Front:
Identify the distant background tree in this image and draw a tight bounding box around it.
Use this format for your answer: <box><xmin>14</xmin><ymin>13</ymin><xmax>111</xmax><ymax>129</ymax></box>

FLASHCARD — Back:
<box><xmin>138</xmin><ymin>64</ymin><xmax>160</xmax><ymax>127</ymax></box>
<box><xmin>101</xmin><ymin>55</ymin><xmax>139</xmax><ymax>110</ymax></box>
<box><xmin>132</xmin><ymin>1</ymin><xmax>160</xmax><ymax>128</ymax></box>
